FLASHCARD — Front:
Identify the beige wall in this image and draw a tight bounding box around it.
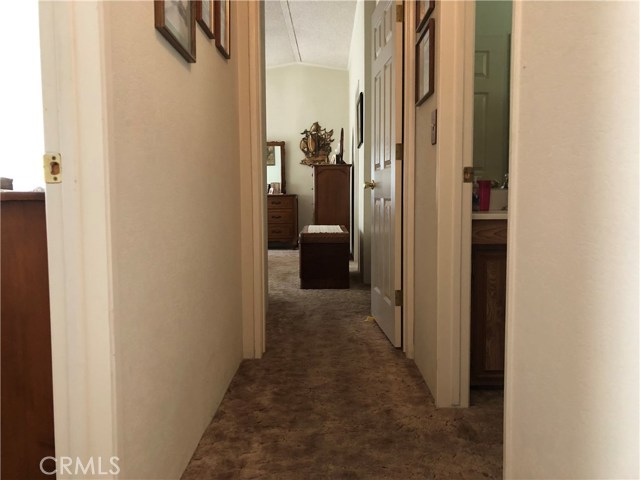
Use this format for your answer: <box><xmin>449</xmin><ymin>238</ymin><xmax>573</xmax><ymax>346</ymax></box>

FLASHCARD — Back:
<box><xmin>104</xmin><ymin>2</ymin><xmax>244</xmax><ymax>477</ymax></box>
<box><xmin>348</xmin><ymin>0</ymin><xmax>373</xmax><ymax>283</ymax></box>
<box><xmin>505</xmin><ymin>1</ymin><xmax>639</xmax><ymax>477</ymax></box>
<box><xmin>265</xmin><ymin>65</ymin><xmax>350</xmax><ymax>230</ymax></box>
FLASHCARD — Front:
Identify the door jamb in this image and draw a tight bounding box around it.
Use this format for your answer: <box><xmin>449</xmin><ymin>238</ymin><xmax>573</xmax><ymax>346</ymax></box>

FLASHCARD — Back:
<box><xmin>240</xmin><ymin>0</ymin><xmax>267</xmax><ymax>359</ymax></box>
<box><xmin>39</xmin><ymin>1</ymin><xmax>117</xmax><ymax>463</ymax></box>
<box><xmin>402</xmin><ymin>0</ymin><xmax>416</xmax><ymax>358</ymax></box>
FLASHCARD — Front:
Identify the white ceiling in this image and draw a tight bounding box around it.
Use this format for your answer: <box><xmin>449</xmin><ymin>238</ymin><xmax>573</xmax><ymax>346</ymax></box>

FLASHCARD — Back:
<box><xmin>265</xmin><ymin>0</ymin><xmax>358</xmax><ymax>70</ymax></box>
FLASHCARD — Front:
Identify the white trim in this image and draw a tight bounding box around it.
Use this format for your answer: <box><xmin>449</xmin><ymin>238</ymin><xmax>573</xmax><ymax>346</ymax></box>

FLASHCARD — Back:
<box><xmin>433</xmin><ymin>0</ymin><xmax>469</xmax><ymax>407</ymax></box>
<box><xmin>240</xmin><ymin>0</ymin><xmax>267</xmax><ymax>358</ymax></box>
<box><xmin>39</xmin><ymin>1</ymin><xmax>117</xmax><ymax>470</ymax></box>
<box><xmin>402</xmin><ymin>0</ymin><xmax>416</xmax><ymax>359</ymax></box>
<box><xmin>503</xmin><ymin>1</ymin><xmax>523</xmax><ymax>475</ymax></box>
<box><xmin>459</xmin><ymin>0</ymin><xmax>476</xmax><ymax>409</ymax></box>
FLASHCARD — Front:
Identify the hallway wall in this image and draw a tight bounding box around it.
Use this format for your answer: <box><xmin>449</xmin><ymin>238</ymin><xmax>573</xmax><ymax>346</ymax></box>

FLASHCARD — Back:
<box><xmin>505</xmin><ymin>1</ymin><xmax>639</xmax><ymax>477</ymax></box>
<box><xmin>104</xmin><ymin>2</ymin><xmax>244</xmax><ymax>477</ymax></box>
<box><xmin>265</xmin><ymin>65</ymin><xmax>350</xmax><ymax>230</ymax></box>
<box><xmin>348</xmin><ymin>0</ymin><xmax>373</xmax><ymax>284</ymax></box>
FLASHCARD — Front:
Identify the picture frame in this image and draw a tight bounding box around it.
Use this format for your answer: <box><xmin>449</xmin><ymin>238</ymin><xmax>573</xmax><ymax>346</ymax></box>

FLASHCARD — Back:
<box><xmin>266</xmin><ymin>146</ymin><xmax>276</xmax><ymax>166</ymax></box>
<box><xmin>154</xmin><ymin>0</ymin><xmax>196</xmax><ymax>63</ymax></box>
<box><xmin>356</xmin><ymin>92</ymin><xmax>364</xmax><ymax>148</ymax></box>
<box><xmin>215</xmin><ymin>0</ymin><xmax>231</xmax><ymax>59</ymax></box>
<box><xmin>416</xmin><ymin>0</ymin><xmax>435</xmax><ymax>33</ymax></box>
<box><xmin>196</xmin><ymin>0</ymin><xmax>215</xmax><ymax>39</ymax></box>
<box><xmin>415</xmin><ymin>18</ymin><xmax>435</xmax><ymax>106</ymax></box>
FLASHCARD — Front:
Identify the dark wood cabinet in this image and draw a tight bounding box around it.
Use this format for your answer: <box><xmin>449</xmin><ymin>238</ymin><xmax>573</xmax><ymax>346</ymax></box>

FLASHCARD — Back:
<box><xmin>267</xmin><ymin>194</ymin><xmax>298</xmax><ymax>248</ymax></box>
<box><xmin>1</xmin><ymin>192</ymin><xmax>55</xmax><ymax>478</ymax></box>
<box><xmin>312</xmin><ymin>164</ymin><xmax>352</xmax><ymax>231</ymax></box>
<box><xmin>470</xmin><ymin>219</ymin><xmax>507</xmax><ymax>387</ymax></box>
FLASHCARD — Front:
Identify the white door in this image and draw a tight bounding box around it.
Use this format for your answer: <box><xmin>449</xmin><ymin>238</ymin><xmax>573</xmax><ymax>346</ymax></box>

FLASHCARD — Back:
<box><xmin>473</xmin><ymin>35</ymin><xmax>511</xmax><ymax>182</ymax></box>
<box><xmin>370</xmin><ymin>0</ymin><xmax>402</xmax><ymax>347</ymax></box>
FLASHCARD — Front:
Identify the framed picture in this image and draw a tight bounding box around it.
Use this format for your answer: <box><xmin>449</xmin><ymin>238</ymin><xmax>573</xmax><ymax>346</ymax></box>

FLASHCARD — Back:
<box><xmin>356</xmin><ymin>92</ymin><xmax>364</xmax><ymax>148</ymax></box>
<box><xmin>416</xmin><ymin>0</ymin><xmax>435</xmax><ymax>32</ymax></box>
<box><xmin>155</xmin><ymin>0</ymin><xmax>196</xmax><ymax>63</ymax></box>
<box><xmin>215</xmin><ymin>0</ymin><xmax>231</xmax><ymax>59</ymax></box>
<box><xmin>266</xmin><ymin>146</ymin><xmax>276</xmax><ymax>166</ymax></box>
<box><xmin>416</xmin><ymin>18</ymin><xmax>435</xmax><ymax>106</ymax></box>
<box><xmin>196</xmin><ymin>0</ymin><xmax>215</xmax><ymax>39</ymax></box>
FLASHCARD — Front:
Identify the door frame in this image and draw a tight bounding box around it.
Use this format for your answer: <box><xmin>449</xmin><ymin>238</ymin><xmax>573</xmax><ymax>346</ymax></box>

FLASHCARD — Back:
<box><xmin>248</xmin><ymin>1</ymin><xmax>418</xmax><ymax>358</ymax></box>
<box><xmin>39</xmin><ymin>1</ymin><xmax>118</xmax><ymax>463</ymax></box>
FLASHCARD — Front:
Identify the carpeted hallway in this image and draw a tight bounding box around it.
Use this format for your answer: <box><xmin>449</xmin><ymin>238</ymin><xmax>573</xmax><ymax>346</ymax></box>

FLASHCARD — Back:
<box><xmin>182</xmin><ymin>250</ymin><xmax>503</xmax><ymax>479</ymax></box>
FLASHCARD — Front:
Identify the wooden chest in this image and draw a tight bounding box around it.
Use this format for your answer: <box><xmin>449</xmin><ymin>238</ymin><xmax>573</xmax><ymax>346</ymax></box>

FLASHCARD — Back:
<box><xmin>299</xmin><ymin>225</ymin><xmax>349</xmax><ymax>289</ymax></box>
<box><xmin>267</xmin><ymin>194</ymin><xmax>298</xmax><ymax>248</ymax></box>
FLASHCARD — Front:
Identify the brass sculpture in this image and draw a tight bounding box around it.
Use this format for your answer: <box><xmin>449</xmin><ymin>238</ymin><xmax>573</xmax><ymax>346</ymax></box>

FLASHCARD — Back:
<box><xmin>299</xmin><ymin>122</ymin><xmax>334</xmax><ymax>166</ymax></box>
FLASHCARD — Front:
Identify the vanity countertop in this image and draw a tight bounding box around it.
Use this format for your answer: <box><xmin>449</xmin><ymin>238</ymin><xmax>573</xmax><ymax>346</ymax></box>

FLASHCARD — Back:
<box><xmin>472</xmin><ymin>211</ymin><xmax>508</xmax><ymax>220</ymax></box>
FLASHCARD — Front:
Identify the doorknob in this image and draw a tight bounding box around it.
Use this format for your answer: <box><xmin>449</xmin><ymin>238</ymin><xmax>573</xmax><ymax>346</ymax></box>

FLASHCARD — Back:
<box><xmin>364</xmin><ymin>180</ymin><xmax>377</xmax><ymax>190</ymax></box>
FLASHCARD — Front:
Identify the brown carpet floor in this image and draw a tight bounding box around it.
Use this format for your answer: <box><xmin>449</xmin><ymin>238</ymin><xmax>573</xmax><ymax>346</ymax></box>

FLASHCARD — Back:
<box><xmin>182</xmin><ymin>250</ymin><xmax>503</xmax><ymax>479</ymax></box>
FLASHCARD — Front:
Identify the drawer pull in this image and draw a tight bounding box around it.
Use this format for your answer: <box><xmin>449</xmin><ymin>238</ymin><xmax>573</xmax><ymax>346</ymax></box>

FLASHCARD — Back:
<box><xmin>272</xmin><ymin>215</ymin><xmax>282</xmax><ymax>219</ymax></box>
<box><xmin>271</xmin><ymin>201</ymin><xmax>281</xmax><ymax>205</ymax></box>
<box><xmin>273</xmin><ymin>230</ymin><xmax>282</xmax><ymax>234</ymax></box>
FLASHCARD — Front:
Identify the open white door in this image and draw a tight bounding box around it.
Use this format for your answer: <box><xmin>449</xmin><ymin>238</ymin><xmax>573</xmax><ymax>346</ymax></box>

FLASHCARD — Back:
<box><xmin>369</xmin><ymin>0</ymin><xmax>403</xmax><ymax>347</ymax></box>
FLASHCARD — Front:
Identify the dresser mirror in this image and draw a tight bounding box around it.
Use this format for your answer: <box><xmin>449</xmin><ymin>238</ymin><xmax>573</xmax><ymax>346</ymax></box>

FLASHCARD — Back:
<box><xmin>266</xmin><ymin>141</ymin><xmax>286</xmax><ymax>194</ymax></box>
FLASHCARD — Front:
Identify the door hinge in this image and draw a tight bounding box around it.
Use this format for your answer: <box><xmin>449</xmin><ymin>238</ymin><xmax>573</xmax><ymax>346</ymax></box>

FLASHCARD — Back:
<box><xmin>43</xmin><ymin>153</ymin><xmax>62</xmax><ymax>184</ymax></box>
<box><xmin>396</xmin><ymin>143</ymin><xmax>403</xmax><ymax>161</ymax></box>
<box><xmin>395</xmin><ymin>289</ymin><xmax>403</xmax><ymax>307</ymax></box>
<box><xmin>396</xmin><ymin>4</ymin><xmax>404</xmax><ymax>23</ymax></box>
<box><xmin>463</xmin><ymin>166</ymin><xmax>475</xmax><ymax>183</ymax></box>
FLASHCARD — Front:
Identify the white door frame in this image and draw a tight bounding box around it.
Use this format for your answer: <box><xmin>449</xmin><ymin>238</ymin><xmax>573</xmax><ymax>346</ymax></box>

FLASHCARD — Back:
<box><xmin>402</xmin><ymin>0</ymin><xmax>417</xmax><ymax>359</ymax></box>
<box><xmin>238</xmin><ymin>0</ymin><xmax>267</xmax><ymax>359</ymax></box>
<box><xmin>39</xmin><ymin>1</ymin><xmax>117</xmax><ymax>467</ymax></box>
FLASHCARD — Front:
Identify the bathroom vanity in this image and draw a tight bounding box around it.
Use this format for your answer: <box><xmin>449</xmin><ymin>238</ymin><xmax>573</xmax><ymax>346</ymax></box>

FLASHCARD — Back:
<box><xmin>470</xmin><ymin>212</ymin><xmax>507</xmax><ymax>387</ymax></box>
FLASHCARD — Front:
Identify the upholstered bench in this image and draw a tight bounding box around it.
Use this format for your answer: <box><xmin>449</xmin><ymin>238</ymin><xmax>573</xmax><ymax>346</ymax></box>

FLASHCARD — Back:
<box><xmin>299</xmin><ymin>225</ymin><xmax>349</xmax><ymax>289</ymax></box>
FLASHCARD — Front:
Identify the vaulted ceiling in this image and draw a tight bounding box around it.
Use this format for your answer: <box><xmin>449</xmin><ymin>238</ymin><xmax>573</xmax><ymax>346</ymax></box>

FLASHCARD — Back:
<box><xmin>264</xmin><ymin>0</ymin><xmax>358</xmax><ymax>70</ymax></box>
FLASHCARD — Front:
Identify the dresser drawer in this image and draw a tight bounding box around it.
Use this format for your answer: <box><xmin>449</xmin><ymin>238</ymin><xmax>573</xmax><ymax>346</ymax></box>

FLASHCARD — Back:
<box><xmin>268</xmin><ymin>224</ymin><xmax>294</xmax><ymax>240</ymax></box>
<box><xmin>268</xmin><ymin>209</ymin><xmax>293</xmax><ymax>224</ymax></box>
<box><xmin>267</xmin><ymin>195</ymin><xmax>295</xmax><ymax>210</ymax></box>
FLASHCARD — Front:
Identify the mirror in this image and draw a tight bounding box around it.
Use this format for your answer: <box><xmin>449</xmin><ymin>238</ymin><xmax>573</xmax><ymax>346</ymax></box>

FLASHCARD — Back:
<box><xmin>473</xmin><ymin>1</ymin><xmax>512</xmax><ymax>186</ymax></box>
<box><xmin>266</xmin><ymin>141</ymin><xmax>286</xmax><ymax>194</ymax></box>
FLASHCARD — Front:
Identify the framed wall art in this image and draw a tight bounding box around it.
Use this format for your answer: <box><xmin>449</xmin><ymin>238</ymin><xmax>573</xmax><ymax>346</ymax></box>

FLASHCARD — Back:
<box><xmin>416</xmin><ymin>0</ymin><xmax>435</xmax><ymax>32</ymax></box>
<box><xmin>416</xmin><ymin>18</ymin><xmax>435</xmax><ymax>106</ymax></box>
<box><xmin>155</xmin><ymin>0</ymin><xmax>196</xmax><ymax>63</ymax></box>
<box><xmin>197</xmin><ymin>0</ymin><xmax>215</xmax><ymax>39</ymax></box>
<box><xmin>215</xmin><ymin>0</ymin><xmax>231</xmax><ymax>59</ymax></box>
<box><xmin>356</xmin><ymin>92</ymin><xmax>364</xmax><ymax>148</ymax></box>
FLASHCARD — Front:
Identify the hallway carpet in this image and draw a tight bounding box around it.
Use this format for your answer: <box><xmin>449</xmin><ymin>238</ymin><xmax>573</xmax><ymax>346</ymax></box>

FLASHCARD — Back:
<box><xmin>181</xmin><ymin>250</ymin><xmax>503</xmax><ymax>479</ymax></box>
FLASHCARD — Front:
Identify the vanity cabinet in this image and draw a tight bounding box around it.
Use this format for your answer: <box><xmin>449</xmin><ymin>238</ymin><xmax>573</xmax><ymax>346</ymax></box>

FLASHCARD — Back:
<box><xmin>312</xmin><ymin>164</ymin><xmax>352</xmax><ymax>231</ymax></box>
<box><xmin>470</xmin><ymin>219</ymin><xmax>507</xmax><ymax>387</ymax></box>
<box><xmin>267</xmin><ymin>194</ymin><xmax>298</xmax><ymax>248</ymax></box>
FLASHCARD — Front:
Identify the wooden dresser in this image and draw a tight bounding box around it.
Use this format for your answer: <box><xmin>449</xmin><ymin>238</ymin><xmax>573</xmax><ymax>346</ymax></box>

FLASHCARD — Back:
<box><xmin>312</xmin><ymin>164</ymin><xmax>352</xmax><ymax>231</ymax></box>
<box><xmin>470</xmin><ymin>218</ymin><xmax>507</xmax><ymax>387</ymax></box>
<box><xmin>1</xmin><ymin>192</ymin><xmax>55</xmax><ymax>478</ymax></box>
<box><xmin>267</xmin><ymin>194</ymin><xmax>298</xmax><ymax>248</ymax></box>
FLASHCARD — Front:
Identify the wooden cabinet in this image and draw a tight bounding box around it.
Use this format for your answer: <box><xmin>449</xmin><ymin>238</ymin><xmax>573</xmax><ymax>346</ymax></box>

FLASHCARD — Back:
<box><xmin>470</xmin><ymin>219</ymin><xmax>507</xmax><ymax>387</ymax></box>
<box><xmin>312</xmin><ymin>164</ymin><xmax>352</xmax><ymax>231</ymax></box>
<box><xmin>1</xmin><ymin>192</ymin><xmax>55</xmax><ymax>478</ymax></box>
<box><xmin>267</xmin><ymin>194</ymin><xmax>298</xmax><ymax>248</ymax></box>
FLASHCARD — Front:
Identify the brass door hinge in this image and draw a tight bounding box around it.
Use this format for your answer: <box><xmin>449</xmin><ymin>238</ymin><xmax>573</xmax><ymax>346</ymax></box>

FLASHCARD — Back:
<box><xmin>395</xmin><ymin>289</ymin><xmax>403</xmax><ymax>307</ymax></box>
<box><xmin>396</xmin><ymin>143</ymin><xmax>403</xmax><ymax>161</ymax></box>
<box><xmin>463</xmin><ymin>166</ymin><xmax>475</xmax><ymax>183</ymax></box>
<box><xmin>43</xmin><ymin>153</ymin><xmax>62</xmax><ymax>184</ymax></box>
<box><xmin>396</xmin><ymin>4</ymin><xmax>404</xmax><ymax>23</ymax></box>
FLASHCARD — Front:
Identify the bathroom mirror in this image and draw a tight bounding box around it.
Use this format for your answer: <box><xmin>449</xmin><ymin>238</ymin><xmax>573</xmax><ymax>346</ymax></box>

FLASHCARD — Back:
<box><xmin>473</xmin><ymin>1</ymin><xmax>512</xmax><ymax>185</ymax></box>
<box><xmin>266</xmin><ymin>141</ymin><xmax>286</xmax><ymax>194</ymax></box>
